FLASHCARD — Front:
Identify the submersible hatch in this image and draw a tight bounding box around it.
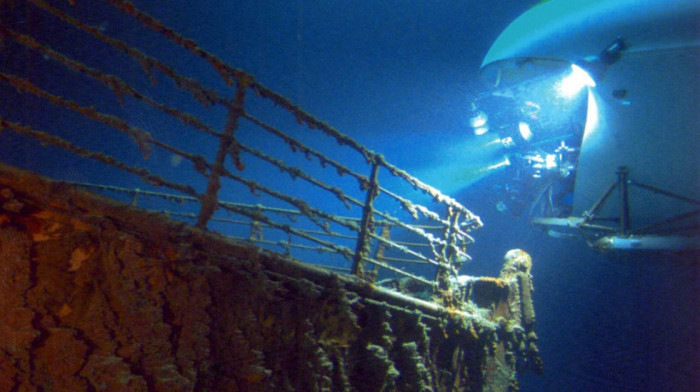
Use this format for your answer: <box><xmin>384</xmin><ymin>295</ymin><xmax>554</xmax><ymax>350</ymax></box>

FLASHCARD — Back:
<box><xmin>0</xmin><ymin>1</ymin><xmax>541</xmax><ymax>391</ymax></box>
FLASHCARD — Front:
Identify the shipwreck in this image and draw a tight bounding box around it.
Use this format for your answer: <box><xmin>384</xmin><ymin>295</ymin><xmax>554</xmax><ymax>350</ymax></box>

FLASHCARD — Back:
<box><xmin>0</xmin><ymin>1</ymin><xmax>542</xmax><ymax>391</ymax></box>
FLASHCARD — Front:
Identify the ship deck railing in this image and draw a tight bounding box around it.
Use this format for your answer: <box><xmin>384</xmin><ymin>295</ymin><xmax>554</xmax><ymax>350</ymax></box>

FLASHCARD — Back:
<box><xmin>0</xmin><ymin>0</ymin><xmax>482</xmax><ymax>301</ymax></box>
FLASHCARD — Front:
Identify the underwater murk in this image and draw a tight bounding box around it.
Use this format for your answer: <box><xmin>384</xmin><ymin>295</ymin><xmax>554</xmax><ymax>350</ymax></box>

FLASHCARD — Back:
<box><xmin>0</xmin><ymin>1</ymin><xmax>698</xmax><ymax>392</ymax></box>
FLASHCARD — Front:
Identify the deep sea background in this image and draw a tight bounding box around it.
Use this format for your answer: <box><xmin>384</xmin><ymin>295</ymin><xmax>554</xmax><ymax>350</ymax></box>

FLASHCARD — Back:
<box><xmin>1</xmin><ymin>1</ymin><xmax>698</xmax><ymax>391</ymax></box>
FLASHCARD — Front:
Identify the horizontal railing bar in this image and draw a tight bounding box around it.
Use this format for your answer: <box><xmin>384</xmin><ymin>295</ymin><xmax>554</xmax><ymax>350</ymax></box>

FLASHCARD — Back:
<box><xmin>320</xmin><ymin>265</ymin><xmax>352</xmax><ymax>273</ymax></box>
<box><xmin>380</xmin><ymin>256</ymin><xmax>433</xmax><ymax>264</ymax></box>
<box><xmin>103</xmin><ymin>0</ymin><xmax>481</xmax><ymax>220</ymax></box>
<box><xmin>68</xmin><ymin>182</ymin><xmax>200</xmax><ymax>203</ymax></box>
<box><xmin>162</xmin><ymin>212</ymin><xmax>357</xmax><ymax>241</ymax></box>
<box><xmin>0</xmin><ymin>118</ymin><xmax>198</xmax><ymax>197</ymax></box>
<box><xmin>369</xmin><ymin>230</ymin><xmax>437</xmax><ymax>266</ymax></box>
<box><xmin>380</xmin><ymin>185</ymin><xmax>481</xmax><ymax>236</ymax></box>
<box><xmin>237</xmin><ymin>238</ymin><xmax>338</xmax><ymax>254</ymax></box>
<box><xmin>0</xmin><ymin>24</ymin><xmax>223</xmax><ymax>140</ymax></box>
<box><xmin>163</xmin><ymin>211</ymin><xmax>436</xmax><ymax>250</ymax></box>
<box><xmin>238</xmin><ymin>142</ymin><xmax>361</xmax><ymax>211</ymax></box>
<box><xmin>369</xmin><ymin>208</ymin><xmax>474</xmax><ymax>261</ymax></box>
<box><xmin>30</xmin><ymin>0</ymin><xmax>229</xmax><ymax>108</ymax></box>
<box><xmin>217</xmin><ymin>200</ymin><xmax>356</xmax><ymax>261</ymax></box>
<box><xmin>219</xmin><ymin>168</ymin><xmax>360</xmax><ymax>235</ymax></box>
<box><xmin>156</xmin><ymin>203</ymin><xmax>444</xmax><ymax>279</ymax></box>
<box><xmin>65</xmin><ymin>182</ymin><xmax>446</xmax><ymax>232</ymax></box>
<box><xmin>243</xmin><ymin>113</ymin><xmax>370</xmax><ymax>190</ymax></box>
<box><xmin>0</xmin><ymin>71</ymin><xmax>213</xmax><ymax>176</ymax></box>
<box><xmin>360</xmin><ymin>255</ymin><xmax>435</xmax><ymax>286</ymax></box>
<box><xmin>217</xmin><ymin>168</ymin><xmax>453</xmax><ymax>266</ymax></box>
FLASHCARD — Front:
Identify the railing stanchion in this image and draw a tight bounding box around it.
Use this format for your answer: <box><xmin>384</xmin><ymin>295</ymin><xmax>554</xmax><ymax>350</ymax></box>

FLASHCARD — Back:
<box><xmin>352</xmin><ymin>162</ymin><xmax>380</xmax><ymax>279</ymax></box>
<box><xmin>197</xmin><ymin>80</ymin><xmax>248</xmax><ymax>228</ymax></box>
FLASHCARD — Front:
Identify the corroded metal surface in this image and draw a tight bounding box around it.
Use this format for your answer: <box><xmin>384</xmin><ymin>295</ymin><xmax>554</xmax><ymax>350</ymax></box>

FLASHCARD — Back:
<box><xmin>0</xmin><ymin>163</ymin><xmax>541</xmax><ymax>391</ymax></box>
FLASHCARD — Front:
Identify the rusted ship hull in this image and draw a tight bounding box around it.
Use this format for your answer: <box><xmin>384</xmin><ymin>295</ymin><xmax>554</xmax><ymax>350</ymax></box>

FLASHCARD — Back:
<box><xmin>0</xmin><ymin>163</ymin><xmax>539</xmax><ymax>391</ymax></box>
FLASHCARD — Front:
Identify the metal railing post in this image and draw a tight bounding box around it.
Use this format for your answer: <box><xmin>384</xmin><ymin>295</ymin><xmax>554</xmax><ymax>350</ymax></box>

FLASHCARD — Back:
<box><xmin>352</xmin><ymin>162</ymin><xmax>380</xmax><ymax>279</ymax></box>
<box><xmin>433</xmin><ymin>208</ymin><xmax>459</xmax><ymax>305</ymax></box>
<box><xmin>197</xmin><ymin>79</ymin><xmax>248</xmax><ymax>227</ymax></box>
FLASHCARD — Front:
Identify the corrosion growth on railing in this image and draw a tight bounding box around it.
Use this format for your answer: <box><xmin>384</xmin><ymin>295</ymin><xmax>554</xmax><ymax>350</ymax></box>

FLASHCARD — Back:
<box><xmin>0</xmin><ymin>0</ymin><xmax>482</xmax><ymax>302</ymax></box>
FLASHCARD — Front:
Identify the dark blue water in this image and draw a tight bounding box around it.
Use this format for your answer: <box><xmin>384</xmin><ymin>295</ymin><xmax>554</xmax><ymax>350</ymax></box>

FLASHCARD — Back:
<box><xmin>1</xmin><ymin>1</ymin><xmax>697</xmax><ymax>390</ymax></box>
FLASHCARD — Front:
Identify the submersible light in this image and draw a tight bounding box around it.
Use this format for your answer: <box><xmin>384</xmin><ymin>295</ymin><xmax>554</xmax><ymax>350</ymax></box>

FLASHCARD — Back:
<box><xmin>469</xmin><ymin>110</ymin><xmax>488</xmax><ymax>128</ymax></box>
<box><xmin>557</xmin><ymin>64</ymin><xmax>596</xmax><ymax>98</ymax></box>
<box><xmin>469</xmin><ymin>104</ymin><xmax>490</xmax><ymax>136</ymax></box>
<box><xmin>518</xmin><ymin>121</ymin><xmax>533</xmax><ymax>142</ymax></box>
<box><xmin>473</xmin><ymin>125</ymin><xmax>489</xmax><ymax>136</ymax></box>
<box><xmin>558</xmin><ymin>38</ymin><xmax>627</xmax><ymax>98</ymax></box>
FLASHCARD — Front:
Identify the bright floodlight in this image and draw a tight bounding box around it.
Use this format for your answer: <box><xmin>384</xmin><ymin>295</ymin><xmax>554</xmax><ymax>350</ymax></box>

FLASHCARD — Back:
<box><xmin>545</xmin><ymin>153</ymin><xmax>557</xmax><ymax>170</ymax></box>
<box><xmin>558</xmin><ymin>64</ymin><xmax>596</xmax><ymax>97</ymax></box>
<box><xmin>469</xmin><ymin>110</ymin><xmax>488</xmax><ymax>128</ymax></box>
<box><xmin>518</xmin><ymin>121</ymin><xmax>533</xmax><ymax>141</ymax></box>
<box><xmin>473</xmin><ymin>126</ymin><xmax>489</xmax><ymax>136</ymax></box>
